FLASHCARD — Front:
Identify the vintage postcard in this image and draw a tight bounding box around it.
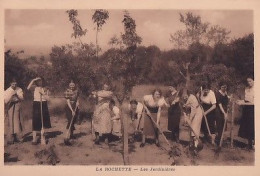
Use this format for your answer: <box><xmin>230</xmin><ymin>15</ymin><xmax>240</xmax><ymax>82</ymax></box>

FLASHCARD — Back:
<box><xmin>1</xmin><ymin>0</ymin><xmax>260</xmax><ymax>176</ymax></box>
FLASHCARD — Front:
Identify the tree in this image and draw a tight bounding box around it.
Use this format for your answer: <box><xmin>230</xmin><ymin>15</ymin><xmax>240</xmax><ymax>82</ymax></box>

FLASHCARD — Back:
<box><xmin>92</xmin><ymin>10</ymin><xmax>109</xmax><ymax>58</ymax></box>
<box><xmin>66</xmin><ymin>10</ymin><xmax>88</xmax><ymax>47</ymax></box>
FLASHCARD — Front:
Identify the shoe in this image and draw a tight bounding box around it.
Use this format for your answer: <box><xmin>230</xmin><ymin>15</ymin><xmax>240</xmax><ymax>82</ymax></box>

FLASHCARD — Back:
<box><xmin>32</xmin><ymin>141</ymin><xmax>38</xmax><ymax>145</ymax></box>
<box><xmin>140</xmin><ymin>143</ymin><xmax>145</xmax><ymax>148</ymax></box>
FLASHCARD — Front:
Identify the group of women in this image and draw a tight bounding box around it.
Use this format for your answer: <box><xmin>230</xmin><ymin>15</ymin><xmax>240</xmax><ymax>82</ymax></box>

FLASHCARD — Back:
<box><xmin>4</xmin><ymin>76</ymin><xmax>255</xmax><ymax>152</ymax></box>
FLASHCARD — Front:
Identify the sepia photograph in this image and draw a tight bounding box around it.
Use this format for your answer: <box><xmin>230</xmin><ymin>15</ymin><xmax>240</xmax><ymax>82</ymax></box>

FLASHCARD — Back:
<box><xmin>1</xmin><ymin>1</ymin><xmax>258</xmax><ymax>173</ymax></box>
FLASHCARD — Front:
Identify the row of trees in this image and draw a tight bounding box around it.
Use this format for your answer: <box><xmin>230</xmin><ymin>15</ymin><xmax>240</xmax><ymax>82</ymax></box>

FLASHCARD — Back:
<box><xmin>5</xmin><ymin>11</ymin><xmax>254</xmax><ymax>99</ymax></box>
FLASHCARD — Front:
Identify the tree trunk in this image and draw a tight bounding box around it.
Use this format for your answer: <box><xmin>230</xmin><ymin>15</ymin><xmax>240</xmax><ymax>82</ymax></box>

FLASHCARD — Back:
<box><xmin>121</xmin><ymin>101</ymin><xmax>130</xmax><ymax>165</ymax></box>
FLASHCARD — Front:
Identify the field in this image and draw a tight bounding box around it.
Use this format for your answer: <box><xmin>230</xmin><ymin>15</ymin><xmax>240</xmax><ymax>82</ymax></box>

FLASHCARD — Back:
<box><xmin>4</xmin><ymin>85</ymin><xmax>254</xmax><ymax>165</ymax></box>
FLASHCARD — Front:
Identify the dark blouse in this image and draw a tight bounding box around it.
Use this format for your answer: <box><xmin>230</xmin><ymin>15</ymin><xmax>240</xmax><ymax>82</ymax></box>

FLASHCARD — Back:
<box><xmin>216</xmin><ymin>91</ymin><xmax>229</xmax><ymax>112</ymax></box>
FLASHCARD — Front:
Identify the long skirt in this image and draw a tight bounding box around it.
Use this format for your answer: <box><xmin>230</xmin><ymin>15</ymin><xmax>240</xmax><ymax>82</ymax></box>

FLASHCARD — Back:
<box><xmin>65</xmin><ymin>102</ymin><xmax>79</xmax><ymax>132</ymax></box>
<box><xmin>190</xmin><ymin>107</ymin><xmax>203</xmax><ymax>138</ymax></box>
<box><xmin>143</xmin><ymin>112</ymin><xmax>158</xmax><ymax>139</ymax></box>
<box><xmin>93</xmin><ymin>102</ymin><xmax>112</xmax><ymax>135</ymax></box>
<box><xmin>112</xmin><ymin>119</ymin><xmax>122</xmax><ymax>137</ymax></box>
<box><xmin>238</xmin><ymin>105</ymin><xmax>254</xmax><ymax>140</ymax></box>
<box><xmin>215</xmin><ymin>108</ymin><xmax>226</xmax><ymax>144</ymax></box>
<box><xmin>168</xmin><ymin>103</ymin><xmax>181</xmax><ymax>136</ymax></box>
<box><xmin>32</xmin><ymin>101</ymin><xmax>51</xmax><ymax>131</ymax></box>
<box><xmin>8</xmin><ymin>102</ymin><xmax>23</xmax><ymax>134</ymax></box>
<box><xmin>201</xmin><ymin>103</ymin><xmax>216</xmax><ymax>135</ymax></box>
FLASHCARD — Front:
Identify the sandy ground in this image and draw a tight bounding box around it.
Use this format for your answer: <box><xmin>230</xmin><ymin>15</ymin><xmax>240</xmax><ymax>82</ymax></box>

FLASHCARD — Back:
<box><xmin>4</xmin><ymin>109</ymin><xmax>254</xmax><ymax>166</ymax></box>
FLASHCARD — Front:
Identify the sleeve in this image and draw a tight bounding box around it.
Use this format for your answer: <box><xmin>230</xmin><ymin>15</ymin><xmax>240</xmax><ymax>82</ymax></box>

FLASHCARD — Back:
<box><xmin>113</xmin><ymin>107</ymin><xmax>120</xmax><ymax>119</ymax></box>
<box><xmin>210</xmin><ymin>91</ymin><xmax>217</xmax><ymax>104</ymax></box>
<box><xmin>143</xmin><ymin>95</ymin><xmax>150</xmax><ymax>102</ymax></box>
<box><xmin>97</xmin><ymin>90</ymin><xmax>113</xmax><ymax>98</ymax></box>
<box><xmin>158</xmin><ymin>97</ymin><xmax>167</xmax><ymax>107</ymax></box>
<box><xmin>16</xmin><ymin>88</ymin><xmax>24</xmax><ymax>100</ymax></box>
<box><xmin>4</xmin><ymin>88</ymin><xmax>13</xmax><ymax>104</ymax></box>
<box><xmin>136</xmin><ymin>103</ymin><xmax>144</xmax><ymax>115</ymax></box>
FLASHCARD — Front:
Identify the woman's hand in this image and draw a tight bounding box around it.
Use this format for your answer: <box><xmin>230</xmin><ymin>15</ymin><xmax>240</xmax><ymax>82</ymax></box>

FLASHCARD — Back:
<box><xmin>72</xmin><ymin>111</ymin><xmax>75</xmax><ymax>117</ymax></box>
<box><xmin>224</xmin><ymin>113</ymin><xmax>228</xmax><ymax>120</ymax></box>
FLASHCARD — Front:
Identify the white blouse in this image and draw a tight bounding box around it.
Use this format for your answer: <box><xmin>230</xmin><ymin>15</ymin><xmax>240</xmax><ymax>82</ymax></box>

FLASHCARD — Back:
<box><xmin>112</xmin><ymin>106</ymin><xmax>120</xmax><ymax>120</ymax></box>
<box><xmin>4</xmin><ymin>87</ymin><xmax>24</xmax><ymax>104</ymax></box>
<box><xmin>200</xmin><ymin>90</ymin><xmax>216</xmax><ymax>105</ymax></box>
<box><xmin>34</xmin><ymin>87</ymin><xmax>48</xmax><ymax>101</ymax></box>
<box><xmin>245</xmin><ymin>86</ymin><xmax>254</xmax><ymax>103</ymax></box>
<box><xmin>143</xmin><ymin>94</ymin><xmax>167</xmax><ymax>108</ymax></box>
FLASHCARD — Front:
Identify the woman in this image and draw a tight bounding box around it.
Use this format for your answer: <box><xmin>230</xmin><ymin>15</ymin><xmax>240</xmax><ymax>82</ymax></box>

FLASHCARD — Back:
<box><xmin>64</xmin><ymin>80</ymin><xmax>79</xmax><ymax>139</ymax></box>
<box><xmin>27</xmin><ymin>77</ymin><xmax>51</xmax><ymax>145</ymax></box>
<box><xmin>215</xmin><ymin>81</ymin><xmax>229</xmax><ymax>146</ymax></box>
<box><xmin>166</xmin><ymin>85</ymin><xmax>181</xmax><ymax>143</ymax></box>
<box><xmin>198</xmin><ymin>84</ymin><xmax>217</xmax><ymax>144</ymax></box>
<box><xmin>4</xmin><ymin>78</ymin><xmax>24</xmax><ymax>144</ymax></box>
<box><xmin>238</xmin><ymin>76</ymin><xmax>254</xmax><ymax>149</ymax></box>
<box><xmin>182</xmin><ymin>90</ymin><xmax>203</xmax><ymax>152</ymax></box>
<box><xmin>109</xmin><ymin>99</ymin><xmax>122</xmax><ymax>138</ymax></box>
<box><xmin>92</xmin><ymin>83</ymin><xmax>113</xmax><ymax>144</ymax></box>
<box><xmin>140</xmin><ymin>88</ymin><xmax>167</xmax><ymax>147</ymax></box>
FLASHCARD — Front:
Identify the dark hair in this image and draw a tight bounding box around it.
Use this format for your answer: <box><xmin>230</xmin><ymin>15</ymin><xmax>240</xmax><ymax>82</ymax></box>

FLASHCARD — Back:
<box><xmin>35</xmin><ymin>77</ymin><xmax>46</xmax><ymax>87</ymax></box>
<box><xmin>130</xmin><ymin>99</ymin><xmax>138</xmax><ymax>105</ymax></box>
<box><xmin>109</xmin><ymin>99</ymin><xmax>116</xmax><ymax>106</ymax></box>
<box><xmin>170</xmin><ymin>83</ymin><xmax>177</xmax><ymax>88</ymax></box>
<box><xmin>201</xmin><ymin>83</ymin><xmax>210</xmax><ymax>90</ymax></box>
<box><xmin>152</xmin><ymin>88</ymin><xmax>162</xmax><ymax>96</ymax></box>
<box><xmin>218</xmin><ymin>81</ymin><xmax>228</xmax><ymax>88</ymax></box>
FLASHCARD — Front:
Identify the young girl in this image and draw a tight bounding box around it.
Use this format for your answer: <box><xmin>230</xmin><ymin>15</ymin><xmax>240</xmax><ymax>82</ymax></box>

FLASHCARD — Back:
<box><xmin>27</xmin><ymin>77</ymin><xmax>51</xmax><ymax>145</ymax></box>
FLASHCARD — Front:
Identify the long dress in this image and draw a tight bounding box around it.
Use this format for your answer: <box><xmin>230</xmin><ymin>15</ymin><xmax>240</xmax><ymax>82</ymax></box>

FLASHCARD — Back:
<box><xmin>167</xmin><ymin>91</ymin><xmax>181</xmax><ymax>138</ymax></box>
<box><xmin>93</xmin><ymin>90</ymin><xmax>113</xmax><ymax>136</ymax></box>
<box><xmin>185</xmin><ymin>94</ymin><xmax>203</xmax><ymax>138</ymax></box>
<box><xmin>4</xmin><ymin>87</ymin><xmax>24</xmax><ymax>135</ymax></box>
<box><xmin>238</xmin><ymin>86</ymin><xmax>254</xmax><ymax>141</ymax></box>
<box><xmin>64</xmin><ymin>88</ymin><xmax>79</xmax><ymax>132</ymax></box>
<box><xmin>32</xmin><ymin>87</ymin><xmax>51</xmax><ymax>131</ymax></box>
<box><xmin>111</xmin><ymin>106</ymin><xmax>122</xmax><ymax>137</ymax></box>
<box><xmin>142</xmin><ymin>95</ymin><xmax>166</xmax><ymax>139</ymax></box>
<box><xmin>215</xmin><ymin>90</ymin><xmax>229</xmax><ymax>144</ymax></box>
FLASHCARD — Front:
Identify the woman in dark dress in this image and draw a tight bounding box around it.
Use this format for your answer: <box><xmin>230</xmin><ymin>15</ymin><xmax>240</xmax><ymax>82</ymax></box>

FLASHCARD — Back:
<box><xmin>64</xmin><ymin>80</ymin><xmax>79</xmax><ymax>139</ymax></box>
<box><xmin>215</xmin><ymin>81</ymin><xmax>229</xmax><ymax>146</ymax></box>
<box><xmin>238</xmin><ymin>76</ymin><xmax>254</xmax><ymax>149</ymax></box>
<box><xmin>166</xmin><ymin>85</ymin><xmax>181</xmax><ymax>143</ymax></box>
<box><xmin>27</xmin><ymin>77</ymin><xmax>51</xmax><ymax>145</ymax></box>
<box><xmin>198</xmin><ymin>84</ymin><xmax>217</xmax><ymax>144</ymax></box>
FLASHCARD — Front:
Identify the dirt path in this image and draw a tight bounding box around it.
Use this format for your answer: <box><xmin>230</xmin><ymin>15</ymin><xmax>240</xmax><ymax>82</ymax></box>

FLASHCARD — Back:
<box><xmin>4</xmin><ymin>115</ymin><xmax>254</xmax><ymax>165</ymax></box>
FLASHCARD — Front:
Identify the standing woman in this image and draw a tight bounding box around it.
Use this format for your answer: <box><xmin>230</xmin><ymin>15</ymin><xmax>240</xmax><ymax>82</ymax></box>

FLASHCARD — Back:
<box><xmin>64</xmin><ymin>80</ymin><xmax>79</xmax><ymax>139</ymax></box>
<box><xmin>182</xmin><ymin>90</ymin><xmax>203</xmax><ymax>152</ymax></box>
<box><xmin>27</xmin><ymin>77</ymin><xmax>51</xmax><ymax>145</ymax></box>
<box><xmin>166</xmin><ymin>85</ymin><xmax>182</xmax><ymax>143</ymax></box>
<box><xmin>198</xmin><ymin>84</ymin><xmax>217</xmax><ymax>144</ymax></box>
<box><xmin>92</xmin><ymin>83</ymin><xmax>113</xmax><ymax>144</ymax></box>
<box><xmin>215</xmin><ymin>82</ymin><xmax>229</xmax><ymax>146</ymax></box>
<box><xmin>238</xmin><ymin>76</ymin><xmax>254</xmax><ymax>149</ymax></box>
<box><xmin>140</xmin><ymin>88</ymin><xmax>166</xmax><ymax>147</ymax></box>
<box><xmin>4</xmin><ymin>78</ymin><xmax>24</xmax><ymax>144</ymax></box>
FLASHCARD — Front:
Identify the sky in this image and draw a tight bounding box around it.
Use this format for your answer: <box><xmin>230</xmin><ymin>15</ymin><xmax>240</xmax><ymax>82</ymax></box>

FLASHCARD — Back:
<box><xmin>5</xmin><ymin>9</ymin><xmax>253</xmax><ymax>57</ymax></box>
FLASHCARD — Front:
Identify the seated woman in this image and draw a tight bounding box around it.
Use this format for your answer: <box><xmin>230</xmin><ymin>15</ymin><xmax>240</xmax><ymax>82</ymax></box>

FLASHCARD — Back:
<box><xmin>92</xmin><ymin>83</ymin><xmax>113</xmax><ymax>145</ymax></box>
<box><xmin>140</xmin><ymin>88</ymin><xmax>167</xmax><ymax>148</ymax></box>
